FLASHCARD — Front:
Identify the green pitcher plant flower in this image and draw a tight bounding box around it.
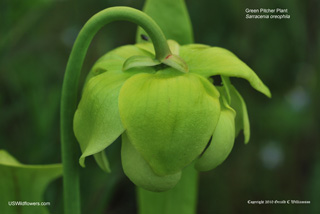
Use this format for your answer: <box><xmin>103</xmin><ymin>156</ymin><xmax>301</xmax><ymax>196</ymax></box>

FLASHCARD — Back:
<box><xmin>60</xmin><ymin>10</ymin><xmax>271</xmax><ymax>211</ymax></box>
<box><xmin>59</xmin><ymin>6</ymin><xmax>271</xmax><ymax>214</ymax></box>
<box><xmin>73</xmin><ymin>39</ymin><xmax>271</xmax><ymax>191</ymax></box>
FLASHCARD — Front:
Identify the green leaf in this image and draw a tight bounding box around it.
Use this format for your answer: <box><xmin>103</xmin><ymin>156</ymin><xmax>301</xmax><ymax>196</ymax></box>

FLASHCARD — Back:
<box><xmin>195</xmin><ymin>95</ymin><xmax>236</xmax><ymax>171</ymax></box>
<box><xmin>136</xmin><ymin>0</ymin><xmax>193</xmax><ymax>45</ymax></box>
<box><xmin>180</xmin><ymin>45</ymin><xmax>271</xmax><ymax>98</ymax></box>
<box><xmin>121</xmin><ymin>133</ymin><xmax>181</xmax><ymax>192</ymax></box>
<box><xmin>118</xmin><ymin>70</ymin><xmax>220</xmax><ymax>176</ymax></box>
<box><xmin>0</xmin><ymin>150</ymin><xmax>62</xmax><ymax>214</ymax></box>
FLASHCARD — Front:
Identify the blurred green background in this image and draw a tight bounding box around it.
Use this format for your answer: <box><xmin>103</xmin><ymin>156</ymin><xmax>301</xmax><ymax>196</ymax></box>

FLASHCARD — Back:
<box><xmin>0</xmin><ymin>0</ymin><xmax>319</xmax><ymax>213</ymax></box>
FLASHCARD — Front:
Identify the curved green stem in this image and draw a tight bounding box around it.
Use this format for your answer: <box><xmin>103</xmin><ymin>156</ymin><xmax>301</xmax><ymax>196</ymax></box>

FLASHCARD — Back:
<box><xmin>60</xmin><ymin>7</ymin><xmax>171</xmax><ymax>214</ymax></box>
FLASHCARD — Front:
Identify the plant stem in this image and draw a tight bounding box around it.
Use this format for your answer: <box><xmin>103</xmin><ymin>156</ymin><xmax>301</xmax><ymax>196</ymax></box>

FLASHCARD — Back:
<box><xmin>60</xmin><ymin>7</ymin><xmax>171</xmax><ymax>214</ymax></box>
<box><xmin>137</xmin><ymin>164</ymin><xmax>198</xmax><ymax>214</ymax></box>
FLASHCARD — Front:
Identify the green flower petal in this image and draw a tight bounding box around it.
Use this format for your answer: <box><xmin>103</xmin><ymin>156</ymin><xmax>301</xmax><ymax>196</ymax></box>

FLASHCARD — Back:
<box><xmin>195</xmin><ymin>95</ymin><xmax>236</xmax><ymax>171</ymax></box>
<box><xmin>121</xmin><ymin>133</ymin><xmax>181</xmax><ymax>192</ymax></box>
<box><xmin>118</xmin><ymin>69</ymin><xmax>220</xmax><ymax>176</ymax></box>
<box><xmin>93</xmin><ymin>150</ymin><xmax>111</xmax><ymax>173</ymax></box>
<box><xmin>220</xmin><ymin>76</ymin><xmax>250</xmax><ymax>143</ymax></box>
<box><xmin>74</xmin><ymin>70</ymin><xmax>131</xmax><ymax>167</ymax></box>
<box><xmin>180</xmin><ymin>45</ymin><xmax>271</xmax><ymax>98</ymax></box>
<box><xmin>221</xmin><ymin>76</ymin><xmax>232</xmax><ymax>103</ymax></box>
<box><xmin>230</xmin><ymin>85</ymin><xmax>250</xmax><ymax>144</ymax></box>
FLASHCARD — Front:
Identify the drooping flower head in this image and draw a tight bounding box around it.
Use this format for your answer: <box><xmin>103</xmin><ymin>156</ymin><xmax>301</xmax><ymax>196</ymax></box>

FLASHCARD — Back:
<box><xmin>74</xmin><ymin>40</ymin><xmax>270</xmax><ymax>191</ymax></box>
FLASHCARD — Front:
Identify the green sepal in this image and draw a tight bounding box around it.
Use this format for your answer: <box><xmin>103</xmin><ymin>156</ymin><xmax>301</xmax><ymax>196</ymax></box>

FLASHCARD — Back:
<box><xmin>221</xmin><ymin>76</ymin><xmax>250</xmax><ymax>143</ymax></box>
<box><xmin>135</xmin><ymin>41</ymin><xmax>188</xmax><ymax>73</ymax></box>
<box><xmin>118</xmin><ymin>70</ymin><xmax>220</xmax><ymax>176</ymax></box>
<box><xmin>136</xmin><ymin>40</ymin><xmax>181</xmax><ymax>56</ymax></box>
<box><xmin>0</xmin><ymin>150</ymin><xmax>62</xmax><ymax>214</ymax></box>
<box><xmin>85</xmin><ymin>45</ymin><xmax>153</xmax><ymax>82</ymax></box>
<box><xmin>74</xmin><ymin>70</ymin><xmax>129</xmax><ymax>168</ymax></box>
<box><xmin>75</xmin><ymin>43</ymin><xmax>158</xmax><ymax>170</ymax></box>
<box><xmin>123</xmin><ymin>55</ymin><xmax>160</xmax><ymax>71</ymax></box>
<box><xmin>231</xmin><ymin>85</ymin><xmax>250</xmax><ymax>143</ymax></box>
<box><xmin>167</xmin><ymin>40</ymin><xmax>180</xmax><ymax>55</ymax></box>
<box><xmin>162</xmin><ymin>54</ymin><xmax>189</xmax><ymax>73</ymax></box>
<box><xmin>97</xmin><ymin>45</ymin><xmax>154</xmax><ymax>62</ymax></box>
<box><xmin>121</xmin><ymin>133</ymin><xmax>181</xmax><ymax>192</ymax></box>
<box><xmin>221</xmin><ymin>76</ymin><xmax>232</xmax><ymax>103</ymax></box>
<box><xmin>195</xmin><ymin>95</ymin><xmax>236</xmax><ymax>171</ymax></box>
<box><xmin>93</xmin><ymin>150</ymin><xmax>111</xmax><ymax>173</ymax></box>
<box><xmin>180</xmin><ymin>45</ymin><xmax>271</xmax><ymax>98</ymax></box>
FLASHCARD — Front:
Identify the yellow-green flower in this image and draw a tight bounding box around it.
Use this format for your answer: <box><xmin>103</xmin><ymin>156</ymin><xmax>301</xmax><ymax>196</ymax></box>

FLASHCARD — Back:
<box><xmin>73</xmin><ymin>40</ymin><xmax>270</xmax><ymax>192</ymax></box>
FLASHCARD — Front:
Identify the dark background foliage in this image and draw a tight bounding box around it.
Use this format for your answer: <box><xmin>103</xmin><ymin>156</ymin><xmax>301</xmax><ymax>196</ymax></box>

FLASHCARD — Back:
<box><xmin>0</xmin><ymin>0</ymin><xmax>319</xmax><ymax>213</ymax></box>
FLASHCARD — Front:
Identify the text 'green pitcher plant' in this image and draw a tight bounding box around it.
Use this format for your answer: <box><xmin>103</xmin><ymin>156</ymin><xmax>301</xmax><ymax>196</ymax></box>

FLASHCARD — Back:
<box><xmin>64</xmin><ymin>7</ymin><xmax>271</xmax><ymax>194</ymax></box>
